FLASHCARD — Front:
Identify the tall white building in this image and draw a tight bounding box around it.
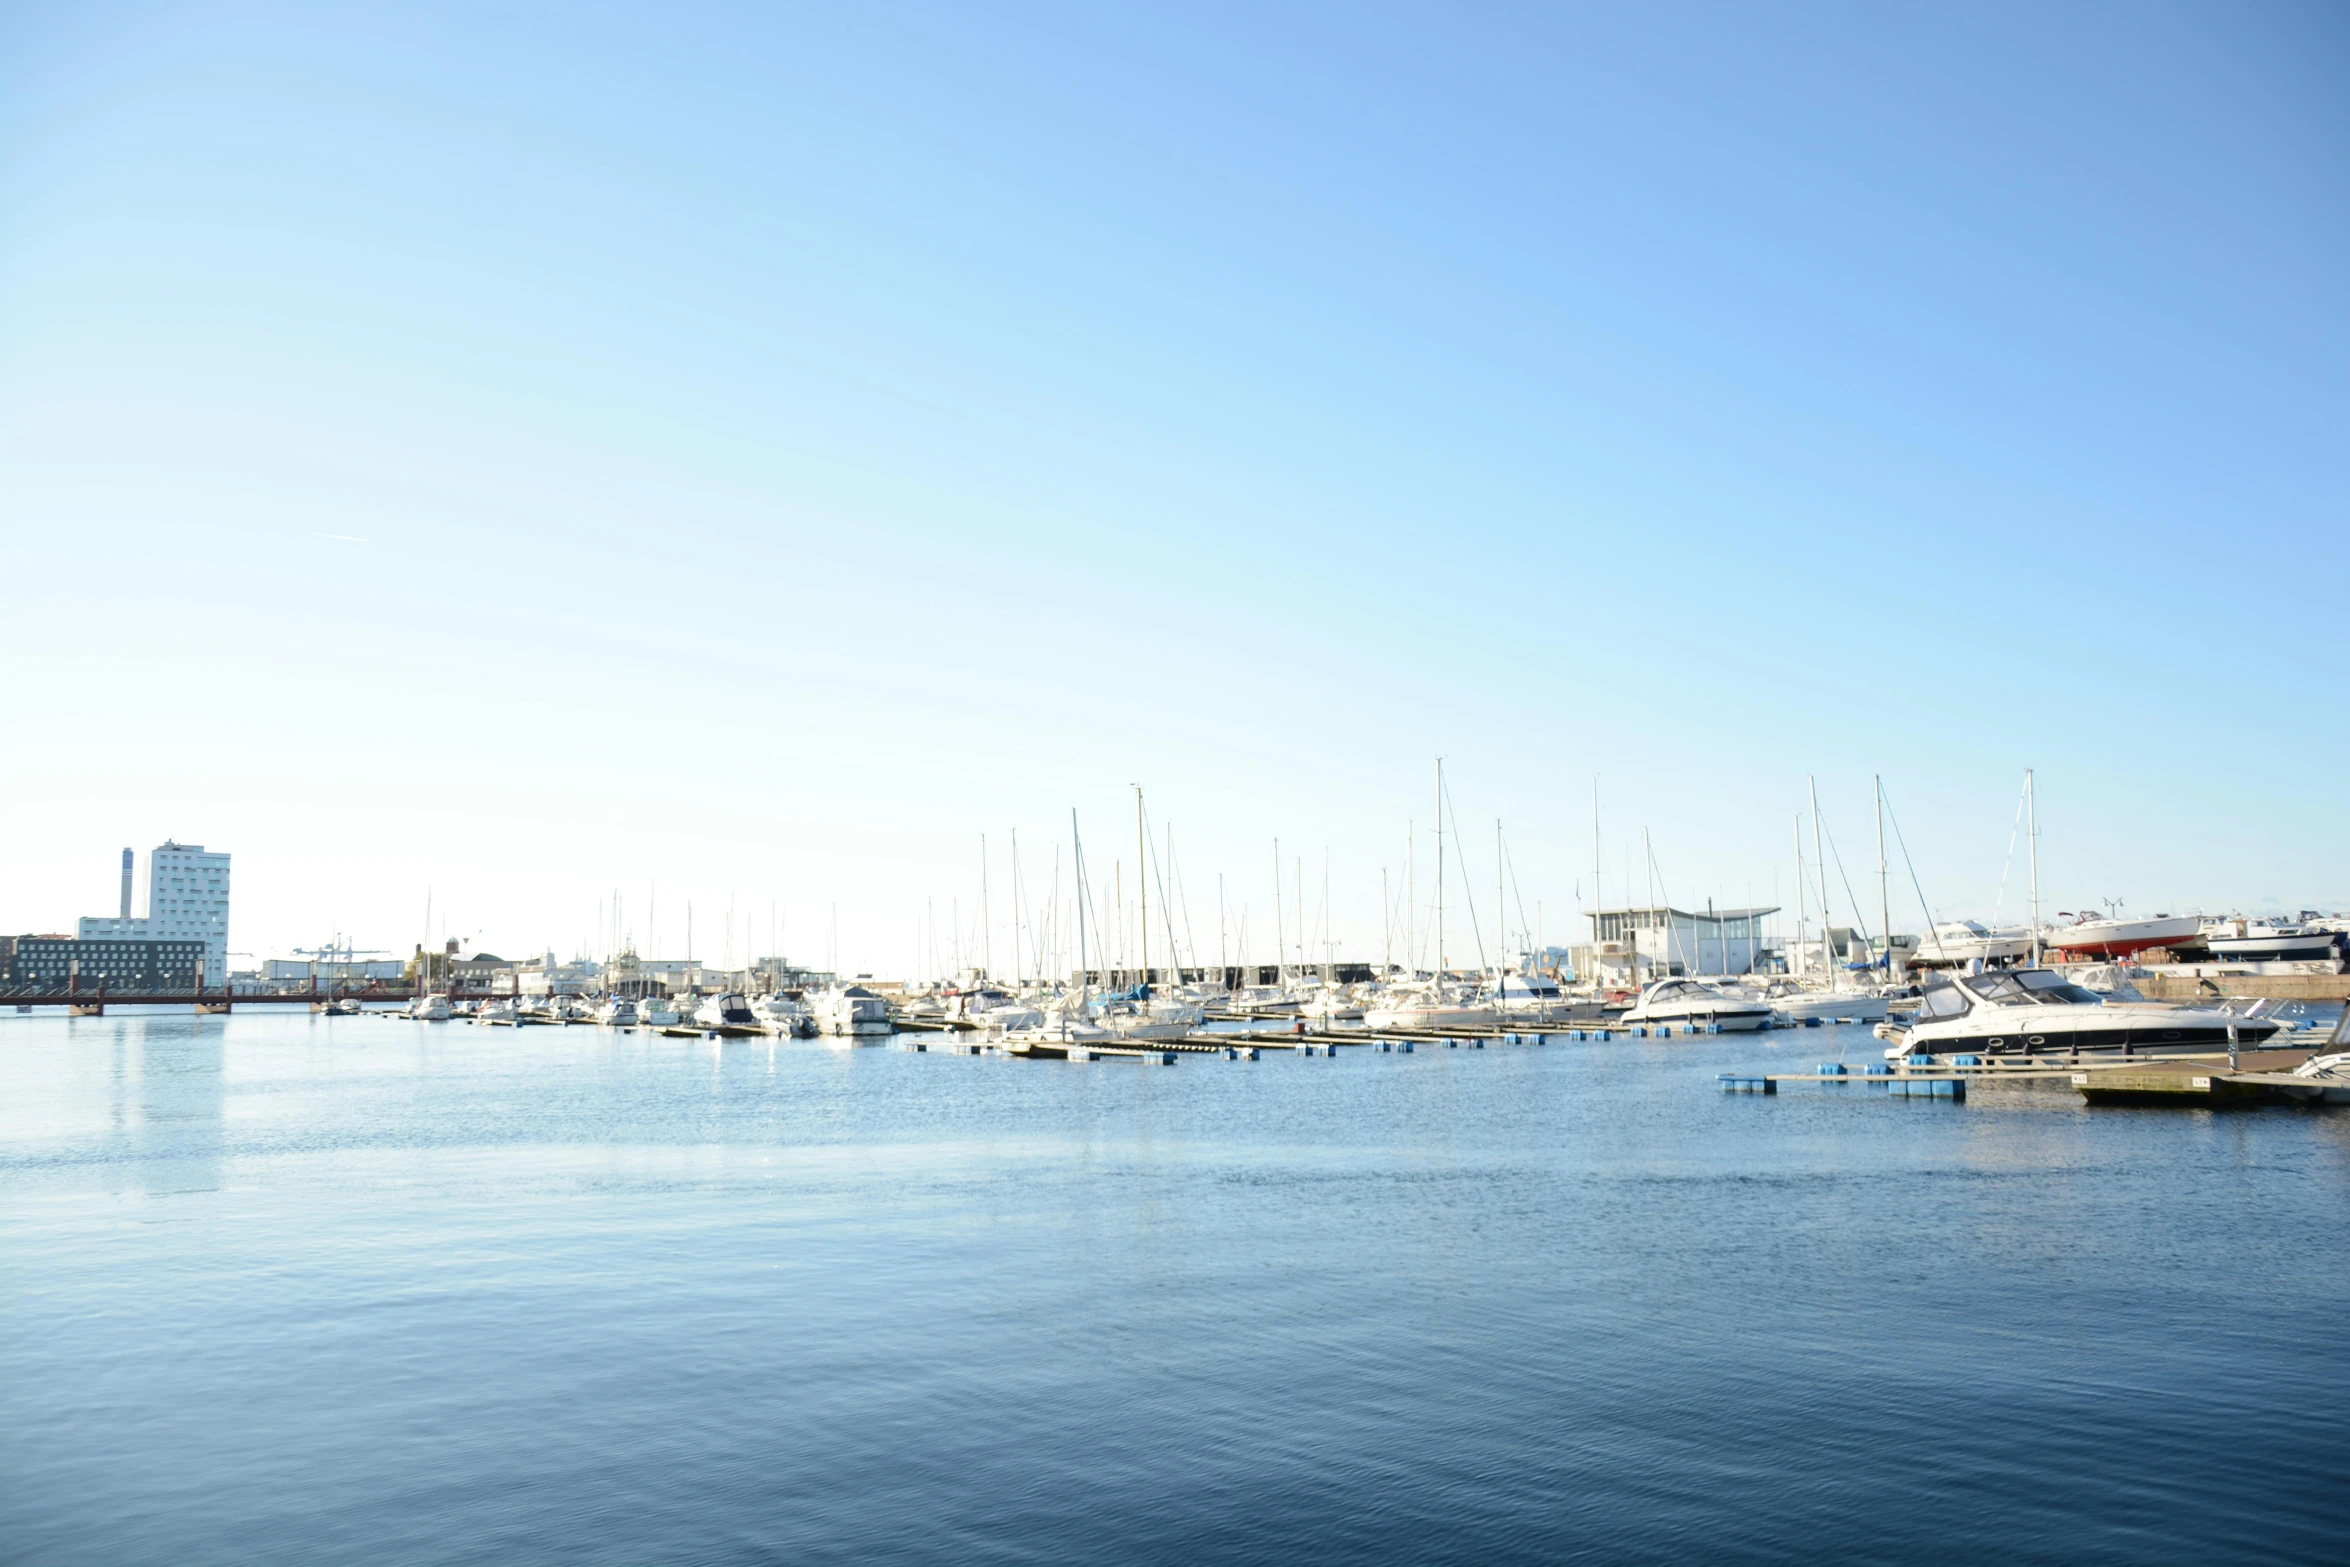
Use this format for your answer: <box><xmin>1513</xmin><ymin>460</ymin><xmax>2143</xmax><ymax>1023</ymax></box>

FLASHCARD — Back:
<box><xmin>79</xmin><ymin>840</ymin><xmax>232</xmax><ymax>985</ymax></box>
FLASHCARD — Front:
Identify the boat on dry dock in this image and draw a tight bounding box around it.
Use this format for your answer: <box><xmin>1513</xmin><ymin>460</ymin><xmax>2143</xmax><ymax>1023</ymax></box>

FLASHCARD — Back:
<box><xmin>2041</xmin><ymin>912</ymin><xmax>2201</xmax><ymax>958</ymax></box>
<box><xmin>2201</xmin><ymin>917</ymin><xmax>2347</xmax><ymax>964</ymax></box>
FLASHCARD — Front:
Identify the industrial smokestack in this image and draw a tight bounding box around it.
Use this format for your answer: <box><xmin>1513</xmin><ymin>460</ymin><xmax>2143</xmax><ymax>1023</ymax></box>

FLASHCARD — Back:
<box><xmin>119</xmin><ymin>849</ymin><xmax>133</xmax><ymax>919</ymax></box>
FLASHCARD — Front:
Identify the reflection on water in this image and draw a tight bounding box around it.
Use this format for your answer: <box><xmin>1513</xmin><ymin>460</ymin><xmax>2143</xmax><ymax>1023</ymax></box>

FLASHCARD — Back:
<box><xmin>99</xmin><ymin>1014</ymin><xmax>227</xmax><ymax>1196</ymax></box>
<box><xmin>1</xmin><ymin>1009</ymin><xmax>2345</xmax><ymax>1566</ymax></box>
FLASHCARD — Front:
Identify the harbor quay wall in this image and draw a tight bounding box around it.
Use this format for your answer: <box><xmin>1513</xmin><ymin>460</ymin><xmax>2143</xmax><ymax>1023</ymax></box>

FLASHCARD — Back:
<box><xmin>2135</xmin><ymin>972</ymin><xmax>2350</xmax><ymax>1002</ymax></box>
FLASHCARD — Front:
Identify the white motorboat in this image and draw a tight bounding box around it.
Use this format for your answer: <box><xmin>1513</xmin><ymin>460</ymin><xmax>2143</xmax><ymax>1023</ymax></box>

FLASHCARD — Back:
<box><xmin>1095</xmin><ymin>994</ymin><xmax>1201</xmax><ymax>1041</ymax></box>
<box><xmin>979</xmin><ymin>1002</ymin><xmax>1047</xmax><ymax>1034</ymax></box>
<box><xmin>1759</xmin><ymin>981</ymin><xmax>1890</xmax><ymax>1025</ymax></box>
<box><xmin>753</xmin><ymin>993</ymin><xmax>817</xmax><ymax>1037</ymax></box>
<box><xmin>321</xmin><ymin>996</ymin><xmax>362</xmax><ymax>1016</ymax></box>
<box><xmin>1616</xmin><ymin>978</ymin><xmax>1774</xmax><ymax>1033</ymax></box>
<box><xmin>407</xmin><ymin>993</ymin><xmax>453</xmax><ymax>1021</ymax></box>
<box><xmin>1298</xmin><ymin>985</ymin><xmax>1365</xmax><ymax>1022</ymax></box>
<box><xmin>692</xmin><ymin>993</ymin><xmax>765</xmax><ymax>1038</ymax></box>
<box><xmin>1879</xmin><ymin>967</ymin><xmax>2280</xmax><ymax>1061</ymax></box>
<box><xmin>2201</xmin><ymin>918</ymin><xmax>2346</xmax><ymax>964</ymax></box>
<box><xmin>1226</xmin><ymin>985</ymin><xmax>1303</xmax><ymax>1017</ymax></box>
<box><xmin>1910</xmin><ymin>921</ymin><xmax>2033</xmax><ymax>966</ymax></box>
<box><xmin>478</xmin><ymin>998</ymin><xmax>523</xmax><ymax>1026</ymax></box>
<box><xmin>1364</xmin><ymin>984</ymin><xmax>1498</xmax><ymax>1031</ymax></box>
<box><xmin>1001</xmin><ymin>1009</ymin><xmax>1115</xmax><ymax>1055</ymax></box>
<box><xmin>594</xmin><ymin>997</ymin><xmax>640</xmax><ymax>1027</ymax></box>
<box><xmin>637</xmin><ymin>995</ymin><xmax>683</xmax><ymax>1027</ymax></box>
<box><xmin>2042</xmin><ymin>912</ymin><xmax>2202</xmax><ymax>959</ymax></box>
<box><xmin>938</xmin><ymin>985</ymin><xmax>1020</xmax><ymax>1025</ymax></box>
<box><xmin>814</xmin><ymin>985</ymin><xmax>893</xmax><ymax>1036</ymax></box>
<box><xmin>2287</xmin><ymin>1052</ymin><xmax>2350</xmax><ymax>1104</ymax></box>
<box><xmin>1492</xmin><ymin>972</ymin><xmax>1575</xmax><ymax>1022</ymax></box>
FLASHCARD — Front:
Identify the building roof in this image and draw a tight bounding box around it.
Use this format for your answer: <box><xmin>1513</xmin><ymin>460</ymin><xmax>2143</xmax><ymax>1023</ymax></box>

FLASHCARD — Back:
<box><xmin>1587</xmin><ymin>905</ymin><xmax>1780</xmax><ymax>923</ymax></box>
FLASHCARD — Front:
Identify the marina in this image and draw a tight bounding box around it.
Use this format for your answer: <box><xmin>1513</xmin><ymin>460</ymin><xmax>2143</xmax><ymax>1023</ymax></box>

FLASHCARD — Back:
<box><xmin>5</xmin><ymin>1003</ymin><xmax>2344</xmax><ymax>1566</ymax></box>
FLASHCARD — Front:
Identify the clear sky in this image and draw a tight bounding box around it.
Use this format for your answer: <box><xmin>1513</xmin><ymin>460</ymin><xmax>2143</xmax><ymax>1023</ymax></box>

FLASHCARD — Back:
<box><xmin>3</xmin><ymin>2</ymin><xmax>2344</xmax><ymax>975</ymax></box>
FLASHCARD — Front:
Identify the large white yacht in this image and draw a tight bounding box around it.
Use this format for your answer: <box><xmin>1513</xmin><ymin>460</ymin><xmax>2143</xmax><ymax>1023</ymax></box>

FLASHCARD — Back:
<box><xmin>1879</xmin><ymin>968</ymin><xmax>2280</xmax><ymax>1061</ymax></box>
<box><xmin>407</xmin><ymin>993</ymin><xmax>453</xmax><ymax>1021</ymax></box>
<box><xmin>637</xmin><ymin>994</ymin><xmax>683</xmax><ymax>1027</ymax></box>
<box><xmin>594</xmin><ymin>997</ymin><xmax>640</xmax><ymax>1027</ymax></box>
<box><xmin>1615</xmin><ymin>978</ymin><xmax>1774</xmax><ymax>1033</ymax></box>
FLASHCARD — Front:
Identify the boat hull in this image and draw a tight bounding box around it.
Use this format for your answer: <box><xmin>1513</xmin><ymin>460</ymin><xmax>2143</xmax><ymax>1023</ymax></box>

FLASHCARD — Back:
<box><xmin>2042</xmin><ymin>917</ymin><xmax>2202</xmax><ymax>958</ymax></box>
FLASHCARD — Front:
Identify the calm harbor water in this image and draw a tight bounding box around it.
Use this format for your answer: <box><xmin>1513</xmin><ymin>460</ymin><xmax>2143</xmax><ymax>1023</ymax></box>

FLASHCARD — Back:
<box><xmin>3</xmin><ymin>1008</ymin><xmax>2344</xmax><ymax>1565</ymax></box>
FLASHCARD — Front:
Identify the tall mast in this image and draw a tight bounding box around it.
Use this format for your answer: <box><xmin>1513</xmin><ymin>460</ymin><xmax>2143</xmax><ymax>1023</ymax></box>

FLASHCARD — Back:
<box><xmin>1809</xmin><ymin>776</ymin><xmax>1834</xmax><ymax>992</ymax></box>
<box><xmin>1496</xmin><ymin>817</ymin><xmax>1506</xmax><ymax>982</ymax></box>
<box><xmin>1794</xmin><ymin>811</ymin><xmax>1808</xmax><ymax>974</ymax></box>
<box><xmin>1435</xmin><ymin>758</ymin><xmax>1446</xmax><ymax>974</ymax></box>
<box><xmin>1644</xmin><ymin>826</ymin><xmax>1657</xmax><ymax>978</ymax></box>
<box><xmin>1135</xmin><ymin>787</ymin><xmax>1148</xmax><ymax>989</ymax></box>
<box><xmin>1010</xmin><ymin>829</ymin><xmax>1023</xmax><ymax>988</ymax></box>
<box><xmin>1591</xmin><ymin>778</ymin><xmax>1601</xmax><ymax>983</ymax></box>
<box><xmin>1406</xmin><ymin>822</ymin><xmax>1414</xmax><ymax>978</ymax></box>
<box><xmin>980</xmin><ymin>833</ymin><xmax>991</xmax><ymax>981</ymax></box>
<box><xmin>2027</xmin><ymin>768</ymin><xmax>2041</xmax><ymax>967</ymax></box>
<box><xmin>1382</xmin><ymin>866</ymin><xmax>1391</xmax><ymax>979</ymax></box>
<box><xmin>1272</xmin><ymin>837</ymin><xmax>1285</xmax><ymax>990</ymax></box>
<box><xmin>1874</xmin><ymin>776</ymin><xmax>1889</xmax><ymax>979</ymax></box>
<box><xmin>1072</xmin><ymin>809</ymin><xmax>1088</xmax><ymax>1001</ymax></box>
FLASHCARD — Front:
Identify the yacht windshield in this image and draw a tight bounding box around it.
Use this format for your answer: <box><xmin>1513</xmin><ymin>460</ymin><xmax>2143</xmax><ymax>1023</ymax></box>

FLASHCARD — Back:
<box><xmin>2016</xmin><ymin>970</ymin><xmax>2108</xmax><ymax>1005</ymax></box>
<box><xmin>1962</xmin><ymin>973</ymin><xmax>2036</xmax><ymax>1006</ymax></box>
<box><xmin>1967</xmin><ymin>971</ymin><xmax>2105</xmax><ymax>1007</ymax></box>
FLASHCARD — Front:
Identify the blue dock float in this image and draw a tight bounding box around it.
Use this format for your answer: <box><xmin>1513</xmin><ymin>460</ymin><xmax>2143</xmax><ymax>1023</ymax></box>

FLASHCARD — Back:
<box><xmin>1399</xmin><ymin>1040</ymin><xmax>1413</xmax><ymax>1052</ymax></box>
<box><xmin>1718</xmin><ymin>1074</ymin><xmax>1775</xmax><ymax>1094</ymax></box>
<box><xmin>1906</xmin><ymin>1053</ymin><xmax>1935</xmax><ymax>1067</ymax></box>
<box><xmin>1378</xmin><ymin>1039</ymin><xmax>1392</xmax><ymax>1052</ymax></box>
<box><xmin>1866</xmin><ymin>1063</ymin><xmax>1894</xmax><ymax>1076</ymax></box>
<box><xmin>1952</xmin><ymin>1054</ymin><xmax>1983</xmax><ymax>1067</ymax></box>
<box><xmin>1887</xmin><ymin>1077</ymin><xmax>1964</xmax><ymax>1099</ymax></box>
<box><xmin>1160</xmin><ymin>1051</ymin><xmax>1179</xmax><ymax>1065</ymax></box>
<box><xmin>1819</xmin><ymin>1062</ymin><xmax>1847</xmax><ymax>1076</ymax></box>
<box><xmin>1803</xmin><ymin>1016</ymin><xmax>1822</xmax><ymax>1028</ymax></box>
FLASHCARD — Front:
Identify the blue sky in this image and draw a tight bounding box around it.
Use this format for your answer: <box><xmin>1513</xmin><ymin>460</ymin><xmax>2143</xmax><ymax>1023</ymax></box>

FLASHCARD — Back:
<box><xmin>3</xmin><ymin>2</ymin><xmax>2344</xmax><ymax>973</ymax></box>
